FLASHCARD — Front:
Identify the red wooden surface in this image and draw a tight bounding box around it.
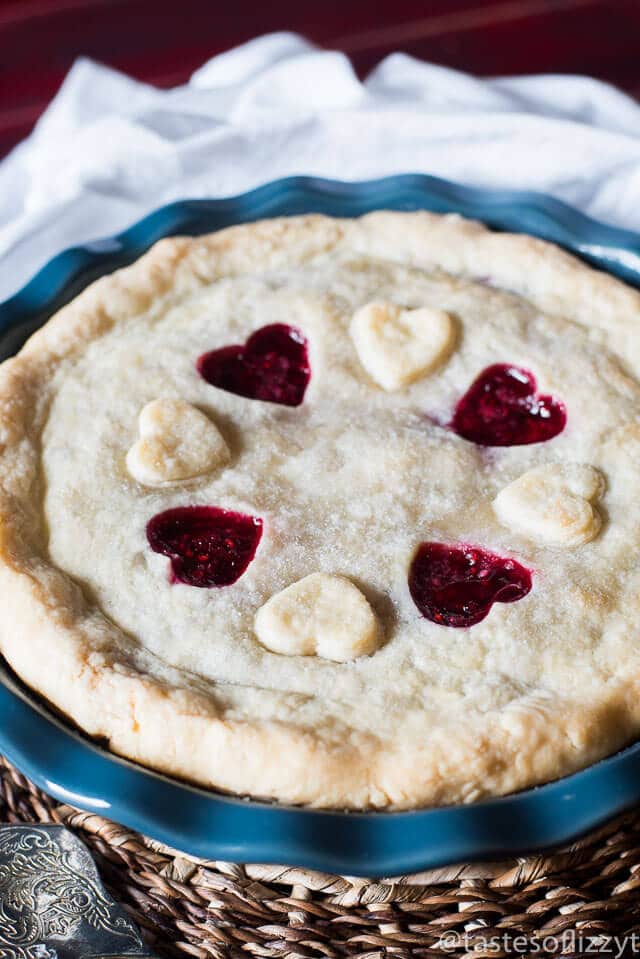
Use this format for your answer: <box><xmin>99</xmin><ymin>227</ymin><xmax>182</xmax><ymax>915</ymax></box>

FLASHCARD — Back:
<box><xmin>1</xmin><ymin>0</ymin><xmax>639</xmax><ymax>158</ymax></box>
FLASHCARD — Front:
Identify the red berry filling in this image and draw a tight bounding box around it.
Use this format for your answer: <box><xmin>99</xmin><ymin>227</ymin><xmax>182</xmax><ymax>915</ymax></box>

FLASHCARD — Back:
<box><xmin>452</xmin><ymin>364</ymin><xmax>566</xmax><ymax>446</ymax></box>
<box><xmin>409</xmin><ymin>542</ymin><xmax>532</xmax><ymax>628</ymax></box>
<box><xmin>197</xmin><ymin>323</ymin><xmax>310</xmax><ymax>407</ymax></box>
<box><xmin>147</xmin><ymin>506</ymin><xmax>262</xmax><ymax>587</ymax></box>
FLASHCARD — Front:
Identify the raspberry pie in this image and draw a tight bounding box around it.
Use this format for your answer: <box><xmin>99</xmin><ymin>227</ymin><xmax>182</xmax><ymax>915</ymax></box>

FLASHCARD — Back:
<box><xmin>1</xmin><ymin>211</ymin><xmax>639</xmax><ymax>810</ymax></box>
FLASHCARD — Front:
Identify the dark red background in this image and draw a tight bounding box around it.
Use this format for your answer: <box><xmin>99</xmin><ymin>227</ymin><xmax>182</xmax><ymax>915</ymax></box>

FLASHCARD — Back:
<box><xmin>2</xmin><ymin>0</ymin><xmax>639</xmax><ymax>159</ymax></box>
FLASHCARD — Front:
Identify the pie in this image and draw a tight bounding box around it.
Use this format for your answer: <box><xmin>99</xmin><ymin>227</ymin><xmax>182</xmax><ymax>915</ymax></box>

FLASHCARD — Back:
<box><xmin>1</xmin><ymin>211</ymin><xmax>640</xmax><ymax>811</ymax></box>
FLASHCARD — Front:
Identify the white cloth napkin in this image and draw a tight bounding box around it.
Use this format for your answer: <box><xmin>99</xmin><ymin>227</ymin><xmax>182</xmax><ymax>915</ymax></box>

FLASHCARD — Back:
<box><xmin>2</xmin><ymin>31</ymin><xmax>640</xmax><ymax>302</ymax></box>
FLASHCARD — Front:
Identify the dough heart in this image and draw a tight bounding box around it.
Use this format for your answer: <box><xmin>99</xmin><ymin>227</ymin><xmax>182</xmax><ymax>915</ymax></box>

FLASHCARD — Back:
<box><xmin>493</xmin><ymin>463</ymin><xmax>604</xmax><ymax>547</ymax></box>
<box><xmin>350</xmin><ymin>301</ymin><xmax>455</xmax><ymax>391</ymax></box>
<box><xmin>126</xmin><ymin>398</ymin><xmax>229</xmax><ymax>487</ymax></box>
<box><xmin>254</xmin><ymin>573</ymin><xmax>381</xmax><ymax>662</ymax></box>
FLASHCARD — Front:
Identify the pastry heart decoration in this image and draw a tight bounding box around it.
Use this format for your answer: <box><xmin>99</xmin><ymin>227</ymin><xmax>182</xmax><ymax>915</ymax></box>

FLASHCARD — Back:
<box><xmin>254</xmin><ymin>573</ymin><xmax>381</xmax><ymax>662</ymax></box>
<box><xmin>452</xmin><ymin>364</ymin><xmax>566</xmax><ymax>446</ymax></box>
<box><xmin>409</xmin><ymin>542</ymin><xmax>532</xmax><ymax>628</ymax></box>
<box><xmin>197</xmin><ymin>323</ymin><xmax>311</xmax><ymax>407</ymax></box>
<box><xmin>127</xmin><ymin>399</ymin><xmax>229</xmax><ymax>487</ymax></box>
<box><xmin>494</xmin><ymin>463</ymin><xmax>604</xmax><ymax>547</ymax></box>
<box><xmin>350</xmin><ymin>301</ymin><xmax>455</xmax><ymax>391</ymax></box>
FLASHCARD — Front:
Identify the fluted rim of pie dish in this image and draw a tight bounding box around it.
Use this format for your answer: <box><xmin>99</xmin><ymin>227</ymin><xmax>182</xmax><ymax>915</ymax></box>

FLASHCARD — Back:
<box><xmin>1</xmin><ymin>174</ymin><xmax>640</xmax><ymax>876</ymax></box>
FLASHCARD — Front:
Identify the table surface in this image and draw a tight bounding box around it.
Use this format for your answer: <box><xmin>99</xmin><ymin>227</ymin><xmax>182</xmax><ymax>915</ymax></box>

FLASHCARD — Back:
<box><xmin>1</xmin><ymin>0</ymin><xmax>640</xmax><ymax>159</ymax></box>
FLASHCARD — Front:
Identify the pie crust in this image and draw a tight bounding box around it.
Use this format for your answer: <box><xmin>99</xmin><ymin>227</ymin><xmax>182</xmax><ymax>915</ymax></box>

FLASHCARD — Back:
<box><xmin>1</xmin><ymin>211</ymin><xmax>640</xmax><ymax>810</ymax></box>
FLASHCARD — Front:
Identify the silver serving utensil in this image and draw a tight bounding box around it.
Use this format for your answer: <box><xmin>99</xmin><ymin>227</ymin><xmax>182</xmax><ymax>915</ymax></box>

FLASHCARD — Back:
<box><xmin>0</xmin><ymin>824</ymin><xmax>156</xmax><ymax>958</ymax></box>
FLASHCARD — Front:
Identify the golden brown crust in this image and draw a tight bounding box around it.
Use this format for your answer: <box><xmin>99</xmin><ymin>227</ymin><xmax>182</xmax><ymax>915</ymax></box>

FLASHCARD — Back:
<box><xmin>2</xmin><ymin>212</ymin><xmax>640</xmax><ymax>809</ymax></box>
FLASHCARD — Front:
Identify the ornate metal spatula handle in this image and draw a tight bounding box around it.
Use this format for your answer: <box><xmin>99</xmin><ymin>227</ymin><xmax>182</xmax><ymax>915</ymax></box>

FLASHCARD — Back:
<box><xmin>0</xmin><ymin>825</ymin><xmax>156</xmax><ymax>958</ymax></box>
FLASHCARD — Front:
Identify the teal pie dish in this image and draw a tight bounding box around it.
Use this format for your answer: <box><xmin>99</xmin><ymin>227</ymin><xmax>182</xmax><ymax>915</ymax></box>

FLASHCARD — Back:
<box><xmin>1</xmin><ymin>174</ymin><xmax>640</xmax><ymax>877</ymax></box>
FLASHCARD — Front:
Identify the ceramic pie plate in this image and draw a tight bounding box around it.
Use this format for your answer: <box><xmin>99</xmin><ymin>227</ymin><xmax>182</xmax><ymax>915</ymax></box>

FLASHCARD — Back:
<box><xmin>2</xmin><ymin>174</ymin><xmax>640</xmax><ymax>877</ymax></box>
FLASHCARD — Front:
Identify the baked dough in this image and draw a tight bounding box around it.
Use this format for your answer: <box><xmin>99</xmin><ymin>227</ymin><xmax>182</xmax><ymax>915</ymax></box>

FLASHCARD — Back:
<box><xmin>126</xmin><ymin>398</ymin><xmax>229</xmax><ymax>486</ymax></box>
<box><xmin>1</xmin><ymin>211</ymin><xmax>640</xmax><ymax>810</ymax></box>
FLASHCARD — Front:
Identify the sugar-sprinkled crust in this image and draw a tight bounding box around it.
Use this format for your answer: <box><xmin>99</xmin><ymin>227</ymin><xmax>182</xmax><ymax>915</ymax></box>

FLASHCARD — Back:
<box><xmin>1</xmin><ymin>211</ymin><xmax>640</xmax><ymax>809</ymax></box>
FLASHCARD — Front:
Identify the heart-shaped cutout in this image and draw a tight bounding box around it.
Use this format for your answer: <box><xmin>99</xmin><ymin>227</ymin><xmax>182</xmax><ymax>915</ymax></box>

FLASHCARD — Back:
<box><xmin>409</xmin><ymin>542</ymin><xmax>532</xmax><ymax>628</ymax></box>
<box><xmin>147</xmin><ymin>506</ymin><xmax>263</xmax><ymax>587</ymax></box>
<box><xmin>126</xmin><ymin>399</ymin><xmax>229</xmax><ymax>487</ymax></box>
<box><xmin>350</xmin><ymin>301</ymin><xmax>455</xmax><ymax>391</ymax></box>
<box><xmin>494</xmin><ymin>463</ymin><xmax>604</xmax><ymax>547</ymax></box>
<box><xmin>197</xmin><ymin>323</ymin><xmax>310</xmax><ymax>407</ymax></box>
<box><xmin>452</xmin><ymin>364</ymin><xmax>566</xmax><ymax>446</ymax></box>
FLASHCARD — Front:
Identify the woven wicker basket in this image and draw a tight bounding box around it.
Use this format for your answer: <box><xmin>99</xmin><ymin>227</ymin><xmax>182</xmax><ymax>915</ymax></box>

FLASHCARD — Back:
<box><xmin>2</xmin><ymin>755</ymin><xmax>640</xmax><ymax>956</ymax></box>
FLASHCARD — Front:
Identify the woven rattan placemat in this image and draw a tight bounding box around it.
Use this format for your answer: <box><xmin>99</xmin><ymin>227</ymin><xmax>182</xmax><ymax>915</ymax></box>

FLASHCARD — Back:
<box><xmin>2</xmin><ymin>755</ymin><xmax>640</xmax><ymax>957</ymax></box>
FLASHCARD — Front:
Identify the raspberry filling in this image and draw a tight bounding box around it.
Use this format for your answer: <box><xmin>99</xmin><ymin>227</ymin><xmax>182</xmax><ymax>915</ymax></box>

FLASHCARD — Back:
<box><xmin>452</xmin><ymin>364</ymin><xmax>566</xmax><ymax>446</ymax></box>
<box><xmin>197</xmin><ymin>323</ymin><xmax>310</xmax><ymax>407</ymax></box>
<box><xmin>147</xmin><ymin>506</ymin><xmax>263</xmax><ymax>587</ymax></box>
<box><xmin>409</xmin><ymin>542</ymin><xmax>532</xmax><ymax>628</ymax></box>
